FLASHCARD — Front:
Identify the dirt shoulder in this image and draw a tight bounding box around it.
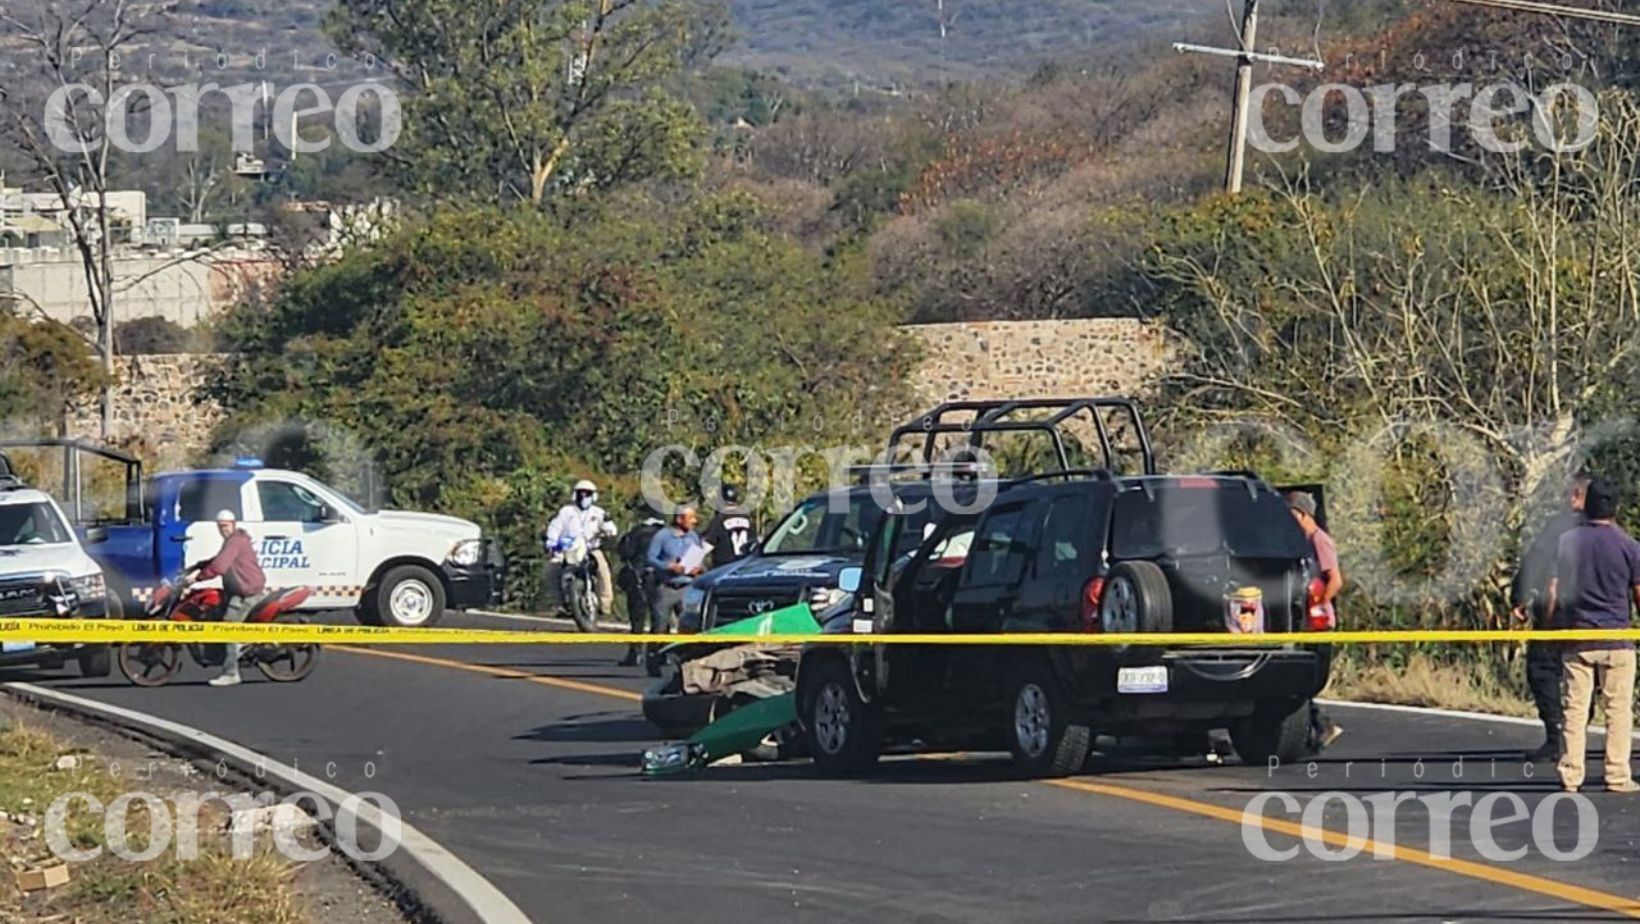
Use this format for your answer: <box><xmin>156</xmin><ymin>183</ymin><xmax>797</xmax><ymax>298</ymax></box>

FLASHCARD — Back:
<box><xmin>0</xmin><ymin>694</ymin><xmax>410</xmax><ymax>924</ymax></box>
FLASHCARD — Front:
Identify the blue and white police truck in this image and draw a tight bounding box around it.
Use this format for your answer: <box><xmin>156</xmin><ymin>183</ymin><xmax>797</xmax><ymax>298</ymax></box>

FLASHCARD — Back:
<box><xmin>11</xmin><ymin>444</ymin><xmax>505</xmax><ymax>629</ymax></box>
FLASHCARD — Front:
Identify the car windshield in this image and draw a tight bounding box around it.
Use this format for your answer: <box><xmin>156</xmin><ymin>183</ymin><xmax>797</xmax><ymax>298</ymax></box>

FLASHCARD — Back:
<box><xmin>1110</xmin><ymin>484</ymin><xmax>1311</xmax><ymax>560</ymax></box>
<box><xmin>0</xmin><ymin>502</ymin><xmax>72</xmax><ymax>546</ymax></box>
<box><xmin>762</xmin><ymin>492</ymin><xmax>939</xmax><ymax>556</ymax></box>
<box><xmin>762</xmin><ymin>494</ymin><xmax>881</xmax><ymax>554</ymax></box>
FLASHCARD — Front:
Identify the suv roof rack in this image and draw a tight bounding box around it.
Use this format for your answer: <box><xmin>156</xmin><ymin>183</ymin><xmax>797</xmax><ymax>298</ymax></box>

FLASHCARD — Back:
<box><xmin>887</xmin><ymin>396</ymin><xmax>1156</xmax><ymax>478</ymax></box>
<box><xmin>847</xmin><ymin>461</ymin><xmax>999</xmax><ymax>484</ymax></box>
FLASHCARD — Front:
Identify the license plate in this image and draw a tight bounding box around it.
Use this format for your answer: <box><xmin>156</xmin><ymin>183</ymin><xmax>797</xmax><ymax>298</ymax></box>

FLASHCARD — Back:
<box><xmin>3</xmin><ymin>641</ymin><xmax>36</xmax><ymax>654</ymax></box>
<box><xmin>1118</xmin><ymin>665</ymin><xmax>1168</xmax><ymax>694</ymax></box>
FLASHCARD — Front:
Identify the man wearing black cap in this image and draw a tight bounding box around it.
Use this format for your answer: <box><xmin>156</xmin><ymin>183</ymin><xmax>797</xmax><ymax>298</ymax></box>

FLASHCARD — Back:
<box><xmin>1547</xmin><ymin>477</ymin><xmax>1640</xmax><ymax>794</ymax></box>
<box><xmin>702</xmin><ymin>485</ymin><xmax>759</xmax><ymax>571</ymax></box>
<box><xmin>1511</xmin><ymin>474</ymin><xmax>1590</xmax><ymax>760</ymax></box>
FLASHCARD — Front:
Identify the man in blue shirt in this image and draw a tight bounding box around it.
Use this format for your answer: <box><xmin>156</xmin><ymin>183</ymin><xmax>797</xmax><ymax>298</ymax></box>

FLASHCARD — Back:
<box><xmin>646</xmin><ymin>506</ymin><xmax>705</xmax><ymax>649</ymax></box>
<box><xmin>1547</xmin><ymin>478</ymin><xmax>1640</xmax><ymax>794</ymax></box>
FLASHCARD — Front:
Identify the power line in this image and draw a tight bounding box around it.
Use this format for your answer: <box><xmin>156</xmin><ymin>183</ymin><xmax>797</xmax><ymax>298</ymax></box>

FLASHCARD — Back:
<box><xmin>1447</xmin><ymin>0</ymin><xmax>1640</xmax><ymax>27</ymax></box>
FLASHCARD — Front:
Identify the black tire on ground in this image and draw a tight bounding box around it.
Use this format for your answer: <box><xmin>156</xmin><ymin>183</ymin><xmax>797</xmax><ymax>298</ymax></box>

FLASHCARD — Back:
<box><xmin>76</xmin><ymin>646</ymin><xmax>112</xmax><ymax>678</ymax></box>
<box><xmin>801</xmin><ymin>658</ymin><xmax>881</xmax><ymax>777</ymax></box>
<box><xmin>1231</xmin><ymin>700</ymin><xmax>1311</xmax><ymax>765</ymax></box>
<box><xmin>257</xmin><ymin>616</ymin><xmax>321</xmax><ymax>683</ymax></box>
<box><xmin>118</xmin><ymin>644</ymin><xmax>182</xmax><ymax>687</ymax></box>
<box><xmin>1100</xmin><ymin>561</ymin><xmax>1173</xmax><ymax>634</ymax></box>
<box><xmin>1004</xmin><ymin>658</ymin><xmax>1092</xmax><ymax>778</ymax></box>
<box><xmin>371</xmin><ymin>565</ymin><xmax>446</xmax><ymax>629</ymax></box>
<box><xmin>567</xmin><ymin>571</ymin><xmax>598</xmax><ymax>633</ymax></box>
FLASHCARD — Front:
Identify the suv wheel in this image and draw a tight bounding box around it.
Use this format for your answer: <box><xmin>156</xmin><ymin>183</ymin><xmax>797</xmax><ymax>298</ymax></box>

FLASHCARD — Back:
<box><xmin>801</xmin><ymin>659</ymin><xmax>880</xmax><ymax>776</ymax></box>
<box><xmin>1231</xmin><ymin>701</ymin><xmax>1311</xmax><ymax>764</ymax></box>
<box><xmin>1101</xmin><ymin>561</ymin><xmax>1173</xmax><ymax>634</ymax></box>
<box><xmin>1005</xmin><ymin>660</ymin><xmax>1091</xmax><ymax>778</ymax></box>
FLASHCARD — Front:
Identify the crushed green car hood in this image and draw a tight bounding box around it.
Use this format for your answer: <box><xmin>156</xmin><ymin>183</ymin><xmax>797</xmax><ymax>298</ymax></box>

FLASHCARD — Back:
<box><xmin>703</xmin><ymin>602</ymin><xmax>821</xmax><ymax>638</ymax></box>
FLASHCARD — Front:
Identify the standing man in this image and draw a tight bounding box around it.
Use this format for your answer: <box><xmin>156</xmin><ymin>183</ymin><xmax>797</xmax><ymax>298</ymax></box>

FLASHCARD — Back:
<box><xmin>1547</xmin><ymin>478</ymin><xmax>1640</xmax><ymax>794</ymax></box>
<box><xmin>1288</xmin><ymin>491</ymin><xmax>1344</xmax><ymax>750</ymax></box>
<box><xmin>701</xmin><ymin>484</ymin><xmax>759</xmax><ymax>571</ymax></box>
<box><xmin>187</xmin><ymin>510</ymin><xmax>266</xmax><ymax>688</ymax></box>
<box><xmin>1511</xmin><ymin>474</ymin><xmax>1590</xmax><ymax>760</ymax></box>
<box><xmin>615</xmin><ymin>502</ymin><xmax>667</xmax><ymax>667</ymax></box>
<box><xmin>543</xmin><ymin>479</ymin><xmax>617</xmax><ymax>620</ymax></box>
<box><xmin>646</xmin><ymin>506</ymin><xmax>705</xmax><ymax>649</ymax></box>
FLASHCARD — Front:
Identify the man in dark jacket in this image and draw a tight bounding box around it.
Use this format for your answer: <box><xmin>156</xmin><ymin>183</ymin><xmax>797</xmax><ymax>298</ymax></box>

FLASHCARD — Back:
<box><xmin>189</xmin><ymin>509</ymin><xmax>267</xmax><ymax>688</ymax></box>
<box><xmin>615</xmin><ymin>502</ymin><xmax>667</xmax><ymax>667</ymax></box>
<box><xmin>701</xmin><ymin>485</ymin><xmax>759</xmax><ymax>571</ymax></box>
<box><xmin>1512</xmin><ymin>473</ymin><xmax>1590</xmax><ymax>760</ymax></box>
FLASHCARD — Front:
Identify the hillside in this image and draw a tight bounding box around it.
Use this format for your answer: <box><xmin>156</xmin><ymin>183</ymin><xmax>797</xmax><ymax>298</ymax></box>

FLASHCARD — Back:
<box><xmin>1</xmin><ymin>0</ymin><xmax>1217</xmax><ymax>88</ymax></box>
<box><xmin>722</xmin><ymin>0</ymin><xmax>1211</xmax><ymax>86</ymax></box>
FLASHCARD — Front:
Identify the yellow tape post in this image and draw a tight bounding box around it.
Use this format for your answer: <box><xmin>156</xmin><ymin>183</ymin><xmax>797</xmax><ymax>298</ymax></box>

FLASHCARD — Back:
<box><xmin>7</xmin><ymin>620</ymin><xmax>1640</xmax><ymax>647</ymax></box>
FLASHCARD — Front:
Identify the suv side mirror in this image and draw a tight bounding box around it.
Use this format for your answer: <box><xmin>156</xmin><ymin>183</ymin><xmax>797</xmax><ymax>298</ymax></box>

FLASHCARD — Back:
<box><xmin>317</xmin><ymin>505</ymin><xmax>342</xmax><ymax>523</ymax></box>
<box><xmin>83</xmin><ymin>526</ymin><xmax>109</xmax><ymax>544</ymax></box>
<box><xmin>838</xmin><ymin>567</ymin><xmax>862</xmax><ymax>595</ymax></box>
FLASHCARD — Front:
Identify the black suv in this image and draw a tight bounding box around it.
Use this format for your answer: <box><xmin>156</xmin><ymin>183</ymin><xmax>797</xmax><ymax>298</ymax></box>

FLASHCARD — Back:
<box><xmin>796</xmin><ymin>471</ymin><xmax>1333</xmax><ymax>778</ymax></box>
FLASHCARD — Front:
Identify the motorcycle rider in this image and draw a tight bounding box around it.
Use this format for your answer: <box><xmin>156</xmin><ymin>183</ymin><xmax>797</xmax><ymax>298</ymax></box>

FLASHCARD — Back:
<box><xmin>543</xmin><ymin>480</ymin><xmax>616</xmax><ymax>621</ymax></box>
<box><xmin>701</xmin><ymin>484</ymin><xmax>759</xmax><ymax>571</ymax></box>
<box><xmin>186</xmin><ymin>509</ymin><xmax>266</xmax><ymax>688</ymax></box>
<box><xmin>616</xmin><ymin>501</ymin><xmax>667</xmax><ymax>667</ymax></box>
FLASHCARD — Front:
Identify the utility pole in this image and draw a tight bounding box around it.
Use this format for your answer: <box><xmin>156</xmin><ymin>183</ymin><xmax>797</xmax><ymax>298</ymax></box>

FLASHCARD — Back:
<box><xmin>1223</xmin><ymin>0</ymin><xmax>1259</xmax><ymax>194</ymax></box>
<box><xmin>1175</xmin><ymin>0</ymin><xmax>1324</xmax><ymax>194</ymax></box>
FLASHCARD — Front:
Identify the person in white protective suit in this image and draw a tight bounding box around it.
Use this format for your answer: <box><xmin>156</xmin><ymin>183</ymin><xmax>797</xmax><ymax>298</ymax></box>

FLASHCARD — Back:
<box><xmin>542</xmin><ymin>479</ymin><xmax>617</xmax><ymax>618</ymax></box>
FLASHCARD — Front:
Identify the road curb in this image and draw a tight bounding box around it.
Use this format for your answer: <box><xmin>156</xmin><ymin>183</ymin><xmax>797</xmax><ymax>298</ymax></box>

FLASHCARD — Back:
<box><xmin>2</xmin><ymin>682</ymin><xmax>531</xmax><ymax>924</ymax></box>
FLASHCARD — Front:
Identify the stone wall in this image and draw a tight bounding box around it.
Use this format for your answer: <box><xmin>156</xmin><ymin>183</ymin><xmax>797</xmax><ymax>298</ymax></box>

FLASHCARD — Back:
<box><xmin>65</xmin><ymin>354</ymin><xmax>223</xmax><ymax>470</ymax></box>
<box><xmin>904</xmin><ymin>318</ymin><xmax>1168</xmax><ymax>406</ymax></box>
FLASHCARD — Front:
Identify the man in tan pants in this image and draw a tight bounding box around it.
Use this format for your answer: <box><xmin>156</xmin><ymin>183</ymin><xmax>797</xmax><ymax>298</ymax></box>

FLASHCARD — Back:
<box><xmin>1547</xmin><ymin>478</ymin><xmax>1640</xmax><ymax>794</ymax></box>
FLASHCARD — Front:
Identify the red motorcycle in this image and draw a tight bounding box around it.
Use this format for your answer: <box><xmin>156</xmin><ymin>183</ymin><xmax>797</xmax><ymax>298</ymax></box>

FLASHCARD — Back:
<box><xmin>116</xmin><ymin>577</ymin><xmax>320</xmax><ymax>687</ymax></box>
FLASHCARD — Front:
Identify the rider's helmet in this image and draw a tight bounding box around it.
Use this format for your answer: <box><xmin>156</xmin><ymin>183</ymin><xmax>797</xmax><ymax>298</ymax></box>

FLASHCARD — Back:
<box><xmin>573</xmin><ymin>479</ymin><xmax>598</xmax><ymax>510</ymax></box>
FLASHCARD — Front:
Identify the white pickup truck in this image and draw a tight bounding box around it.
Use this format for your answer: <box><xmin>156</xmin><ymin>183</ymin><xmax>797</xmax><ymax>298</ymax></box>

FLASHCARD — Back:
<box><xmin>90</xmin><ymin>460</ymin><xmax>504</xmax><ymax>628</ymax></box>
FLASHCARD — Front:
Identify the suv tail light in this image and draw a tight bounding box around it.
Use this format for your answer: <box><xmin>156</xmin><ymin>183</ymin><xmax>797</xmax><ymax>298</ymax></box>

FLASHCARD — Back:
<box><xmin>1081</xmin><ymin>577</ymin><xmax>1106</xmax><ymax>632</ymax></box>
<box><xmin>1306</xmin><ymin>577</ymin><xmax>1335</xmax><ymax>631</ymax></box>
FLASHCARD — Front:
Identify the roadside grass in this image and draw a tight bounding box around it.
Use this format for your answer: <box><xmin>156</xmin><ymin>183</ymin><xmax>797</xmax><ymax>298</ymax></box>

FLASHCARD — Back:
<box><xmin>1324</xmin><ymin>649</ymin><xmax>1537</xmax><ymax>718</ymax></box>
<box><xmin>0</xmin><ymin>722</ymin><xmax>308</xmax><ymax>924</ymax></box>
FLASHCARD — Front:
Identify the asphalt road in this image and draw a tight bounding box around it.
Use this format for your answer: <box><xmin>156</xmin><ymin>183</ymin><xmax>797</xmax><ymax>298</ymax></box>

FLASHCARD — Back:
<box><xmin>12</xmin><ymin>613</ymin><xmax>1640</xmax><ymax>923</ymax></box>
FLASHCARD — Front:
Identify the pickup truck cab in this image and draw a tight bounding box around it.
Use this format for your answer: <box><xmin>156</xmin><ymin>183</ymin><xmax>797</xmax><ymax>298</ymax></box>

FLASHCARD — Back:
<box><xmin>91</xmin><ymin>461</ymin><xmax>502</xmax><ymax>628</ymax></box>
<box><xmin>0</xmin><ymin>473</ymin><xmax>113</xmax><ymax>676</ymax></box>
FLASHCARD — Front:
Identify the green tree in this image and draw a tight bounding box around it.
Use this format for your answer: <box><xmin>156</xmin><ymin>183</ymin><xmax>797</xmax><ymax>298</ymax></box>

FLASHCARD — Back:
<box><xmin>327</xmin><ymin>0</ymin><xmax>719</xmax><ymax>206</ymax></box>
<box><xmin>207</xmin><ymin>192</ymin><xmax>915</xmax><ymax>602</ymax></box>
<box><xmin>0</xmin><ymin>310</ymin><xmax>109</xmax><ymax>434</ymax></box>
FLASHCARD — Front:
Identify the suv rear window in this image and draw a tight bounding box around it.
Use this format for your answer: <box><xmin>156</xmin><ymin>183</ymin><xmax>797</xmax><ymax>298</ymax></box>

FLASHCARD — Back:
<box><xmin>1110</xmin><ymin>484</ymin><xmax>1309</xmax><ymax>560</ymax></box>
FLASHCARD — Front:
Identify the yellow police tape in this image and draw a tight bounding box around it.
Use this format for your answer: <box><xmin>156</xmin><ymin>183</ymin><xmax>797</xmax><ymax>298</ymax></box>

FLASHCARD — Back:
<box><xmin>8</xmin><ymin>619</ymin><xmax>1640</xmax><ymax>647</ymax></box>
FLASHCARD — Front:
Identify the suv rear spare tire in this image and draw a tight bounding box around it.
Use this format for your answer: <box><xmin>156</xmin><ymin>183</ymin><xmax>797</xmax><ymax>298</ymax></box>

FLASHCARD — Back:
<box><xmin>1101</xmin><ymin>561</ymin><xmax>1173</xmax><ymax>634</ymax></box>
<box><xmin>1232</xmin><ymin>700</ymin><xmax>1311</xmax><ymax>764</ymax></box>
<box><xmin>800</xmin><ymin>659</ymin><xmax>881</xmax><ymax>776</ymax></box>
<box><xmin>1005</xmin><ymin>659</ymin><xmax>1091</xmax><ymax>778</ymax></box>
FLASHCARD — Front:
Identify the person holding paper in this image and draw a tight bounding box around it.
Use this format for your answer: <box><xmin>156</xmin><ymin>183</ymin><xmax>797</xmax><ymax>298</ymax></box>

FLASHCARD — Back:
<box><xmin>646</xmin><ymin>506</ymin><xmax>706</xmax><ymax>648</ymax></box>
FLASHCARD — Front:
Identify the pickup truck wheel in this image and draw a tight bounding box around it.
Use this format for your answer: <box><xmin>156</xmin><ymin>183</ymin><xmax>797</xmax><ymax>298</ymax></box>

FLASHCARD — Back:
<box><xmin>801</xmin><ymin>660</ymin><xmax>880</xmax><ymax>777</ymax></box>
<box><xmin>76</xmin><ymin>646</ymin><xmax>112</xmax><ymax>679</ymax></box>
<box><xmin>375</xmin><ymin>566</ymin><xmax>445</xmax><ymax>629</ymax></box>
<box><xmin>1232</xmin><ymin>700</ymin><xmax>1311</xmax><ymax>764</ymax></box>
<box><xmin>1005</xmin><ymin>660</ymin><xmax>1090</xmax><ymax>778</ymax></box>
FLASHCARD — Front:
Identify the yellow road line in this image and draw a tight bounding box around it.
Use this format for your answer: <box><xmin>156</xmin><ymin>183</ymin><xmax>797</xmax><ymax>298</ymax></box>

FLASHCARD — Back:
<box><xmin>1049</xmin><ymin>778</ymin><xmax>1640</xmax><ymax>919</ymax></box>
<box><xmin>341</xmin><ymin>645</ymin><xmax>1640</xmax><ymax>919</ymax></box>
<box><xmin>338</xmin><ymin>647</ymin><xmax>643</xmax><ymax>703</ymax></box>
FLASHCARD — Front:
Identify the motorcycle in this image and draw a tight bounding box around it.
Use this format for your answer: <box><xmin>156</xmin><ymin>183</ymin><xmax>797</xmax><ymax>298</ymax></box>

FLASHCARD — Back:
<box><xmin>560</xmin><ymin>536</ymin><xmax>604</xmax><ymax>633</ymax></box>
<box><xmin>116</xmin><ymin>576</ymin><xmax>320</xmax><ymax>687</ymax></box>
